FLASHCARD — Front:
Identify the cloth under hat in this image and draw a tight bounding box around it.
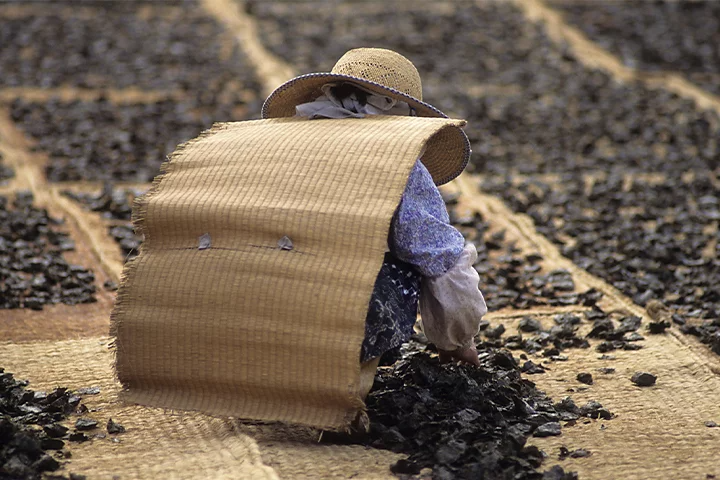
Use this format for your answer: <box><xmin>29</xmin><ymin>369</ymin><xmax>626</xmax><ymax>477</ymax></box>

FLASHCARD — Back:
<box><xmin>263</xmin><ymin>48</ymin><xmax>471</xmax><ymax>186</ymax></box>
<box><xmin>296</xmin><ymin>83</ymin><xmax>413</xmax><ymax>119</ymax></box>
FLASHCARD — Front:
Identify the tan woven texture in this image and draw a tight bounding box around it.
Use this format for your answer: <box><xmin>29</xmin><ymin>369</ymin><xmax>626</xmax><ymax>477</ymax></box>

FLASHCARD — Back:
<box><xmin>112</xmin><ymin>116</ymin><xmax>467</xmax><ymax>429</ymax></box>
<box><xmin>331</xmin><ymin>48</ymin><xmax>423</xmax><ymax>100</ymax></box>
<box><xmin>260</xmin><ymin>48</ymin><xmax>471</xmax><ymax>185</ymax></box>
<box><xmin>263</xmin><ymin>90</ymin><xmax>469</xmax><ymax>185</ymax></box>
<box><xmin>0</xmin><ymin>339</ymin><xmax>278</xmax><ymax>480</ymax></box>
<box><xmin>506</xmin><ymin>315</ymin><xmax>720</xmax><ymax>480</ymax></box>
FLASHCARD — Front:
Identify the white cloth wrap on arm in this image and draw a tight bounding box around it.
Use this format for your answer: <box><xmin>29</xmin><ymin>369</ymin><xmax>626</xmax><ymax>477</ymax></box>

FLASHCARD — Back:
<box><xmin>419</xmin><ymin>244</ymin><xmax>488</xmax><ymax>351</ymax></box>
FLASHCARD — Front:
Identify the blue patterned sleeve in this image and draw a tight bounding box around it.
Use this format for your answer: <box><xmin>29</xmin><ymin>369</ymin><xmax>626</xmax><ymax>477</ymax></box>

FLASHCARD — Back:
<box><xmin>389</xmin><ymin>161</ymin><xmax>466</xmax><ymax>277</ymax></box>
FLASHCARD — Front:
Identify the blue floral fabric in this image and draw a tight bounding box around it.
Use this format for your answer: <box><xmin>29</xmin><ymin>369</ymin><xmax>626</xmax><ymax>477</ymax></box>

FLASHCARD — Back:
<box><xmin>362</xmin><ymin>160</ymin><xmax>466</xmax><ymax>361</ymax></box>
<box><xmin>295</xmin><ymin>100</ymin><xmax>467</xmax><ymax>360</ymax></box>
<box><xmin>390</xmin><ymin>161</ymin><xmax>465</xmax><ymax>277</ymax></box>
<box><xmin>360</xmin><ymin>253</ymin><xmax>421</xmax><ymax>362</ymax></box>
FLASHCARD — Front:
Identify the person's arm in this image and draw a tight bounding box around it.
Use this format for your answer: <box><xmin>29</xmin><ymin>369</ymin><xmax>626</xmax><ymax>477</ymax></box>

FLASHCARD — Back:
<box><xmin>391</xmin><ymin>161</ymin><xmax>465</xmax><ymax>277</ymax></box>
<box><xmin>391</xmin><ymin>161</ymin><xmax>487</xmax><ymax>365</ymax></box>
<box><xmin>419</xmin><ymin>244</ymin><xmax>487</xmax><ymax>366</ymax></box>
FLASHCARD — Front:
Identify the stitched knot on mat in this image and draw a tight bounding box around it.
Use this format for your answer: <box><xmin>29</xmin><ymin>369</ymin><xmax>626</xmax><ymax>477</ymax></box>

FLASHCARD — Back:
<box><xmin>278</xmin><ymin>236</ymin><xmax>294</xmax><ymax>251</ymax></box>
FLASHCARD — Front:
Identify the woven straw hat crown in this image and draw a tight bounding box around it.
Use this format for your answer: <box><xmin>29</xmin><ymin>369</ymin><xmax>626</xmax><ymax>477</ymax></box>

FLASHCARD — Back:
<box><xmin>330</xmin><ymin>48</ymin><xmax>423</xmax><ymax>101</ymax></box>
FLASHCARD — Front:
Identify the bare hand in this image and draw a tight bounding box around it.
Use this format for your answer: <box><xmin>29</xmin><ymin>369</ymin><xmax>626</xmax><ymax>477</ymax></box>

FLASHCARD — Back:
<box><xmin>438</xmin><ymin>344</ymin><xmax>480</xmax><ymax>367</ymax></box>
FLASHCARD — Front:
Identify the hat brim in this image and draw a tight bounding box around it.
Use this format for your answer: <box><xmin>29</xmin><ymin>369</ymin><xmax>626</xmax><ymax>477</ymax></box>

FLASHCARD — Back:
<box><xmin>262</xmin><ymin>72</ymin><xmax>447</xmax><ymax>119</ymax></box>
<box><xmin>261</xmin><ymin>73</ymin><xmax>471</xmax><ymax>186</ymax></box>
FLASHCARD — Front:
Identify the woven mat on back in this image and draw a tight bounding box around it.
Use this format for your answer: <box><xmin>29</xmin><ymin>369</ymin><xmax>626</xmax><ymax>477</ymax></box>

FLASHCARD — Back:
<box><xmin>112</xmin><ymin>116</ymin><xmax>467</xmax><ymax>430</ymax></box>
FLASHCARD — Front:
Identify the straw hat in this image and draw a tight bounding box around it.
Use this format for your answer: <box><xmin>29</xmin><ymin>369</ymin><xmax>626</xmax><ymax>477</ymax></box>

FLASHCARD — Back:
<box><xmin>261</xmin><ymin>48</ymin><xmax>471</xmax><ymax>185</ymax></box>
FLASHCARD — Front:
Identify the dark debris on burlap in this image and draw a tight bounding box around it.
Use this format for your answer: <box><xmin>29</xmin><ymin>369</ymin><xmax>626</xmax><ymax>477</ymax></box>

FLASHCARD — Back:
<box><xmin>363</xmin><ymin>346</ymin><xmax>579</xmax><ymax>480</ymax></box>
<box><xmin>482</xmin><ymin>174</ymin><xmax>720</xmax><ymax>358</ymax></box>
<box><xmin>0</xmin><ymin>368</ymin><xmax>88</xmax><ymax>480</ymax></box>
<box><xmin>631</xmin><ymin>372</ymin><xmax>657</xmax><ymax>387</ymax></box>
<box><xmin>479</xmin><ymin>311</ymin><xmax>594</xmax><ymax>359</ymax></box>
<box><xmin>62</xmin><ymin>184</ymin><xmax>144</xmax><ymax>261</ymax></box>
<box><xmin>0</xmin><ymin>152</ymin><xmax>13</xmax><ymax>183</ymax></box>
<box><xmin>0</xmin><ymin>192</ymin><xmax>97</xmax><ymax>310</ymax></box>
<box><xmin>62</xmin><ymin>184</ymin><xmax>137</xmax><ymax>222</ymax></box>
<box><xmin>443</xmin><ymin>196</ymin><xmax>603</xmax><ymax>313</ymax></box>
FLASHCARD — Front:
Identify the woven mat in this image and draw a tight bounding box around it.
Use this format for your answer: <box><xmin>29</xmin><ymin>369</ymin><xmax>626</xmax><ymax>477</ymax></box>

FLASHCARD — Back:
<box><xmin>113</xmin><ymin>116</ymin><xmax>466</xmax><ymax>429</ymax></box>
<box><xmin>448</xmin><ymin>175</ymin><xmax>720</xmax><ymax>478</ymax></box>
<box><xmin>6</xmin><ymin>328</ymin><xmax>718</xmax><ymax>480</ymax></box>
<box><xmin>0</xmin><ymin>338</ymin><xmax>278</xmax><ymax>479</ymax></box>
<box><xmin>0</xmin><ymin>337</ymin><xmax>402</xmax><ymax>479</ymax></box>
<box><xmin>496</xmin><ymin>311</ymin><xmax>720</xmax><ymax>480</ymax></box>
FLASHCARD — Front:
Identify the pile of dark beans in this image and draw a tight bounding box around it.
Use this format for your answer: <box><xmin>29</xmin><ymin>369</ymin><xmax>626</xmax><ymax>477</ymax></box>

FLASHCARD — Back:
<box><xmin>0</xmin><ymin>192</ymin><xmax>96</xmax><ymax>309</ymax></box>
<box><xmin>0</xmin><ymin>4</ymin><xmax>260</xmax><ymax>95</ymax></box>
<box><xmin>62</xmin><ymin>184</ymin><xmax>143</xmax><ymax>261</ymax></box>
<box><xmin>484</xmin><ymin>311</ymin><xmax>592</xmax><ymax>362</ymax></box>
<box><xmin>443</xmin><ymin>192</ymin><xmax>601</xmax><ymax>311</ymax></box>
<box><xmin>62</xmin><ymin>184</ymin><xmax>137</xmax><ymax>222</ymax></box>
<box><xmin>481</xmin><ymin>175</ymin><xmax>720</xmax><ymax>355</ymax></box>
<box><xmin>0</xmin><ymin>152</ymin><xmax>14</xmax><ymax>183</ymax></box>
<box><xmin>251</xmin><ymin>2</ymin><xmax>720</xmax><ymax>177</ymax></box>
<box><xmin>363</xmin><ymin>344</ymin><xmax>617</xmax><ymax>479</ymax></box>
<box><xmin>10</xmin><ymin>98</ymin><xmax>249</xmax><ymax>183</ymax></box>
<box><xmin>478</xmin><ymin>305</ymin><xmax>643</xmax><ymax>371</ymax></box>
<box><xmin>107</xmin><ymin>225</ymin><xmax>142</xmax><ymax>262</ymax></box>
<box><xmin>0</xmin><ymin>368</ymin><xmax>83</xmax><ymax>480</ymax></box>
<box><xmin>554</xmin><ymin>0</ymin><xmax>720</xmax><ymax>95</ymax></box>
<box><xmin>363</xmin><ymin>306</ymin><xmax>624</xmax><ymax>479</ymax></box>
<box><xmin>679</xmin><ymin>320</ymin><xmax>720</xmax><ymax>356</ymax></box>
<box><xmin>1</xmin><ymin>368</ymin><xmax>124</xmax><ymax>479</ymax></box>
<box><xmin>5</xmin><ymin>2</ymin><xmax>262</xmax><ymax>183</ymax></box>
<box><xmin>584</xmin><ymin>307</ymin><xmax>646</xmax><ymax>354</ymax></box>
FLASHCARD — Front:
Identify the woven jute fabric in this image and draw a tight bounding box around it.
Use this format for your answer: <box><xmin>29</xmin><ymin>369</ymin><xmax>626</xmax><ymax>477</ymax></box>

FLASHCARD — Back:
<box><xmin>261</xmin><ymin>49</ymin><xmax>472</xmax><ymax>185</ymax></box>
<box><xmin>0</xmin><ymin>338</ymin><xmax>279</xmax><ymax>480</ymax></box>
<box><xmin>112</xmin><ymin>116</ymin><xmax>467</xmax><ymax>430</ymax></box>
<box><xmin>516</xmin><ymin>315</ymin><xmax>720</xmax><ymax>480</ymax></box>
<box><xmin>262</xmin><ymin>48</ymin><xmax>470</xmax><ymax>185</ymax></box>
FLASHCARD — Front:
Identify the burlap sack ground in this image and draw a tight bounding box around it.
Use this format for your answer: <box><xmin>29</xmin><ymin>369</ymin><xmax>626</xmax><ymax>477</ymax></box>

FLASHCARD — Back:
<box><xmin>489</xmin><ymin>313</ymin><xmax>720</xmax><ymax>480</ymax></box>
<box><xmin>450</xmin><ymin>175</ymin><xmax>720</xmax><ymax>480</ymax></box>
<box><xmin>4</xmin><ymin>309</ymin><xmax>719</xmax><ymax>480</ymax></box>
<box><xmin>3</xmin><ymin>92</ymin><xmax>720</xmax><ymax>480</ymax></box>
<box><xmin>0</xmin><ymin>338</ymin><xmax>403</xmax><ymax>479</ymax></box>
<box><xmin>0</xmin><ymin>105</ymin><xmax>118</xmax><ymax>343</ymax></box>
<box><xmin>0</xmin><ymin>338</ymin><xmax>277</xmax><ymax>479</ymax></box>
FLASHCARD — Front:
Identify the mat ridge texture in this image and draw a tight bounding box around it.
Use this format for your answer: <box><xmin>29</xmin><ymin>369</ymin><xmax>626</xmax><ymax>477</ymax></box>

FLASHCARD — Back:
<box><xmin>111</xmin><ymin>116</ymin><xmax>466</xmax><ymax>429</ymax></box>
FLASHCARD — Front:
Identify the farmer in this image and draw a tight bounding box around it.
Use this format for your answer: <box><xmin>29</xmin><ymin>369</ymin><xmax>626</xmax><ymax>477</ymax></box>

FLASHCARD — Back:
<box><xmin>263</xmin><ymin>48</ymin><xmax>488</xmax><ymax>367</ymax></box>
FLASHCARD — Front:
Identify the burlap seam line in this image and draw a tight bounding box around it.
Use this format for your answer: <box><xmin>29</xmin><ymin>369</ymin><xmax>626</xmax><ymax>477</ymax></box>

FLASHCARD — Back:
<box><xmin>136</xmin><ymin>245</ymin><xmax>317</xmax><ymax>256</ymax></box>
